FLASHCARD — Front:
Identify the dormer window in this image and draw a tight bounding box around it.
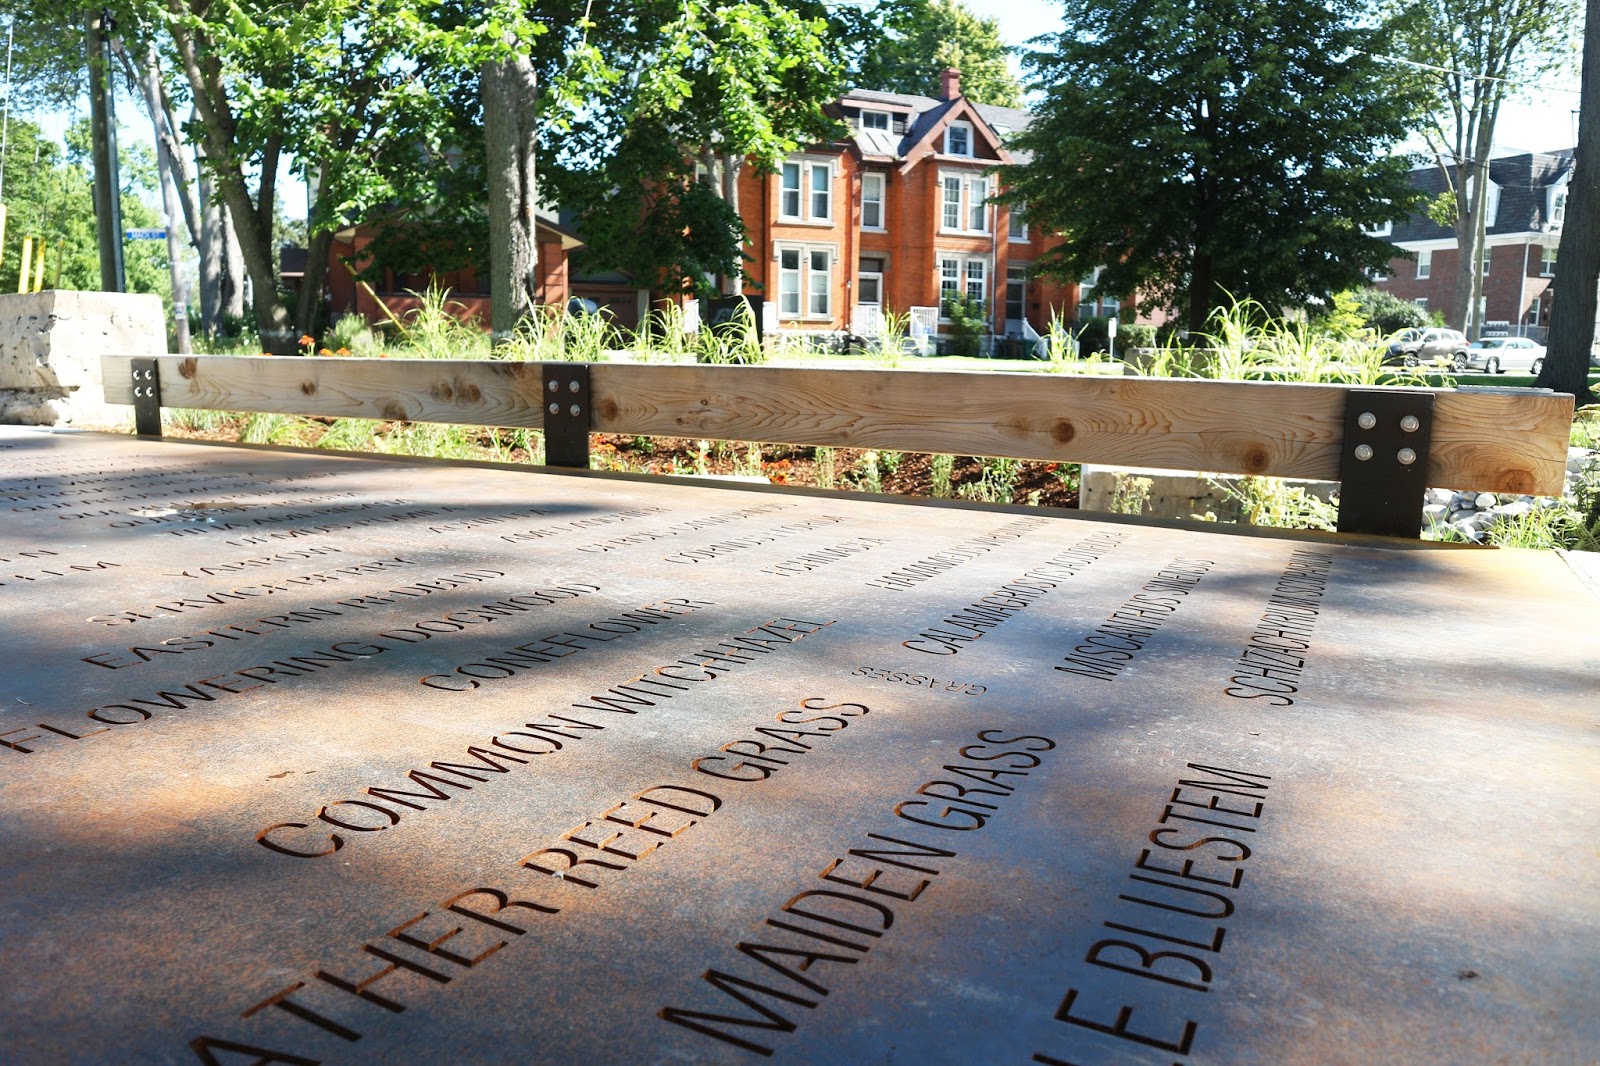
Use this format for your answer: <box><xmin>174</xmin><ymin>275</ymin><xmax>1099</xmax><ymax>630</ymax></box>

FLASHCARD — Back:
<box><xmin>1367</xmin><ymin>221</ymin><xmax>1392</xmax><ymax>237</ymax></box>
<box><xmin>946</xmin><ymin>121</ymin><xmax>972</xmax><ymax>157</ymax></box>
<box><xmin>1550</xmin><ymin>185</ymin><xmax>1568</xmax><ymax>228</ymax></box>
<box><xmin>1466</xmin><ymin>176</ymin><xmax>1502</xmax><ymax>227</ymax></box>
<box><xmin>861</xmin><ymin>110</ymin><xmax>890</xmax><ymax>131</ymax></box>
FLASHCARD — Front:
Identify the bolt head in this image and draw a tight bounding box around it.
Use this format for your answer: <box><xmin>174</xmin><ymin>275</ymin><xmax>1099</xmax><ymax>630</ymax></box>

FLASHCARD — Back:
<box><xmin>1355</xmin><ymin>444</ymin><xmax>1374</xmax><ymax>461</ymax></box>
<box><xmin>547</xmin><ymin>402</ymin><xmax>560</xmax><ymax>415</ymax></box>
<box><xmin>548</xmin><ymin>379</ymin><xmax>559</xmax><ymax>392</ymax></box>
<box><xmin>1398</xmin><ymin>447</ymin><xmax>1417</xmax><ymax>465</ymax></box>
<box><xmin>1358</xmin><ymin>412</ymin><xmax>1377</xmax><ymax>430</ymax></box>
<box><xmin>1400</xmin><ymin>415</ymin><xmax>1420</xmax><ymax>433</ymax></box>
<box><xmin>569</xmin><ymin>404</ymin><xmax>581</xmax><ymax>417</ymax></box>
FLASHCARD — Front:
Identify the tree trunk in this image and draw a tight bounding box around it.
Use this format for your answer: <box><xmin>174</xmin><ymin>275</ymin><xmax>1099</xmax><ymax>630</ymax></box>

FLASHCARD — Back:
<box><xmin>165</xmin><ymin>10</ymin><xmax>296</xmax><ymax>354</ymax></box>
<box><xmin>1186</xmin><ymin>253</ymin><xmax>1213</xmax><ymax>333</ymax></box>
<box><xmin>723</xmin><ymin>152</ymin><xmax>743</xmax><ymax>295</ymax></box>
<box><xmin>121</xmin><ymin>41</ymin><xmax>203</xmax><ymax>246</ymax></box>
<box><xmin>120</xmin><ymin>39</ymin><xmax>192</xmax><ymax>353</ymax></box>
<box><xmin>197</xmin><ymin>167</ymin><xmax>223</xmax><ymax>336</ymax></box>
<box><xmin>482</xmin><ymin>55</ymin><xmax>540</xmax><ymax>341</ymax></box>
<box><xmin>155</xmin><ymin>143</ymin><xmax>193</xmax><ymax>353</ymax></box>
<box><xmin>1536</xmin><ymin>0</ymin><xmax>1600</xmax><ymax>403</ymax></box>
<box><xmin>297</xmin><ymin>176</ymin><xmax>334</xmax><ymax>341</ymax></box>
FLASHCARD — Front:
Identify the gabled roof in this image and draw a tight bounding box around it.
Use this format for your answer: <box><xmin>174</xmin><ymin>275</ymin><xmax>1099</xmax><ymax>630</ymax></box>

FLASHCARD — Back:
<box><xmin>837</xmin><ymin>87</ymin><xmax>1028</xmax><ymax>165</ymax></box>
<box><xmin>1391</xmin><ymin>150</ymin><xmax>1573</xmax><ymax>243</ymax></box>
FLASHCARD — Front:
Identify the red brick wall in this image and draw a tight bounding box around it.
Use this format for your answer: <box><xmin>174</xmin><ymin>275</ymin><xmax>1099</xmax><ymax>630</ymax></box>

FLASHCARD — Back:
<box><xmin>1378</xmin><ymin>242</ymin><xmax>1555</xmax><ymax>331</ymax></box>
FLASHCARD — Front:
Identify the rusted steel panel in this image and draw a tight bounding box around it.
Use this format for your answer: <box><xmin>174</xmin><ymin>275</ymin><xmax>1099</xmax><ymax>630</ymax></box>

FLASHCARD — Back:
<box><xmin>0</xmin><ymin>426</ymin><xmax>1595</xmax><ymax>1064</ymax></box>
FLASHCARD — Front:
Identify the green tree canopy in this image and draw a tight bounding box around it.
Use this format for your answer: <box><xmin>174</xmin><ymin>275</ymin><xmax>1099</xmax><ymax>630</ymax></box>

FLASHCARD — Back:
<box><xmin>1</xmin><ymin>118</ymin><xmax>167</xmax><ymax>300</ymax></box>
<box><xmin>1009</xmin><ymin>0</ymin><xmax>1430</xmax><ymax>331</ymax></box>
<box><xmin>856</xmin><ymin>0</ymin><xmax>1021</xmax><ymax>107</ymax></box>
<box><xmin>541</xmin><ymin>0</ymin><xmax>847</xmax><ymax>294</ymax></box>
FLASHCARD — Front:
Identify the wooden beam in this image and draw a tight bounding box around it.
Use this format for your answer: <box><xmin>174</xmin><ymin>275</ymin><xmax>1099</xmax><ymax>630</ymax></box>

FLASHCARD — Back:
<box><xmin>102</xmin><ymin>355</ymin><xmax>1574</xmax><ymax>495</ymax></box>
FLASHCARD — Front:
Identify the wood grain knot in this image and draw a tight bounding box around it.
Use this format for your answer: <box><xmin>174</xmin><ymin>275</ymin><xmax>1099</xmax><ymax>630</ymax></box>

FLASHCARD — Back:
<box><xmin>1499</xmin><ymin>469</ymin><xmax>1534</xmax><ymax>493</ymax></box>
<box><xmin>597</xmin><ymin>398</ymin><xmax>619</xmax><ymax>421</ymax></box>
<box><xmin>299</xmin><ymin>381</ymin><xmax>317</xmax><ymax>397</ymax></box>
<box><xmin>460</xmin><ymin>383</ymin><xmax>482</xmax><ymax>404</ymax></box>
<box><xmin>1242</xmin><ymin>448</ymin><xmax>1270</xmax><ymax>474</ymax></box>
<box><xmin>430</xmin><ymin>381</ymin><xmax>455</xmax><ymax>403</ymax></box>
<box><xmin>381</xmin><ymin>401</ymin><xmax>408</xmax><ymax>422</ymax></box>
<box><xmin>1051</xmin><ymin>419</ymin><xmax>1075</xmax><ymax>444</ymax></box>
<box><xmin>178</xmin><ymin>357</ymin><xmax>198</xmax><ymax>379</ymax></box>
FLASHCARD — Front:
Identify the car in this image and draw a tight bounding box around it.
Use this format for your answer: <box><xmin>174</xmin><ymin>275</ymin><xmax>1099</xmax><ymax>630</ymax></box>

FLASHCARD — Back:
<box><xmin>1383</xmin><ymin>327</ymin><xmax>1468</xmax><ymax>367</ymax></box>
<box><xmin>1457</xmin><ymin>336</ymin><xmax>1545</xmax><ymax>375</ymax></box>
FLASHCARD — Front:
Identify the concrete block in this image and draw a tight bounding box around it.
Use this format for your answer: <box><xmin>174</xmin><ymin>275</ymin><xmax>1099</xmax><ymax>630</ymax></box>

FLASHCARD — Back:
<box><xmin>0</xmin><ymin>290</ymin><xmax>163</xmax><ymax>426</ymax></box>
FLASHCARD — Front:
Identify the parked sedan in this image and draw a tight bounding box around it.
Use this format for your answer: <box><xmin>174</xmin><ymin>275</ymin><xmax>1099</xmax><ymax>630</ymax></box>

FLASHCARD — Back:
<box><xmin>1383</xmin><ymin>327</ymin><xmax>1468</xmax><ymax>367</ymax></box>
<box><xmin>1456</xmin><ymin>336</ymin><xmax>1545</xmax><ymax>375</ymax></box>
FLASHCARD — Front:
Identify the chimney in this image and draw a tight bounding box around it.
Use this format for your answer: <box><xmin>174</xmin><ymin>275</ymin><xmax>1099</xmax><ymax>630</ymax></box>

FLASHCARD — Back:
<box><xmin>940</xmin><ymin>68</ymin><xmax>961</xmax><ymax>101</ymax></box>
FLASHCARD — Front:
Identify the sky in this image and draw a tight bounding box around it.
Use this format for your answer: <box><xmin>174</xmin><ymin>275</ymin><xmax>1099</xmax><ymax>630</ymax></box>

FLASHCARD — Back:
<box><xmin>967</xmin><ymin>0</ymin><xmax>1583</xmax><ymax>156</ymax></box>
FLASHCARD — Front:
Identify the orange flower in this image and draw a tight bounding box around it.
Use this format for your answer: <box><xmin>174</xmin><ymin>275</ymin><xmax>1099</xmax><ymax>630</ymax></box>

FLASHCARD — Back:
<box><xmin>336</xmin><ymin>347</ymin><xmax>351</xmax><ymax>356</ymax></box>
<box><xmin>319</xmin><ymin>347</ymin><xmax>333</xmax><ymax>356</ymax></box>
<box><xmin>298</xmin><ymin>334</ymin><xmax>314</xmax><ymax>347</ymax></box>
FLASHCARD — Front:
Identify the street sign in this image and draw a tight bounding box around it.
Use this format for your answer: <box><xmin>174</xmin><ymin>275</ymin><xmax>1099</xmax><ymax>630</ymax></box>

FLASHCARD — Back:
<box><xmin>124</xmin><ymin>228</ymin><xmax>166</xmax><ymax>240</ymax></box>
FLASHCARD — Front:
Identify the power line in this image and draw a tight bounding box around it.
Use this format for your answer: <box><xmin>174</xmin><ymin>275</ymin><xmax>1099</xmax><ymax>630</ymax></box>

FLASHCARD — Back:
<box><xmin>1359</xmin><ymin>50</ymin><xmax>1581</xmax><ymax>94</ymax></box>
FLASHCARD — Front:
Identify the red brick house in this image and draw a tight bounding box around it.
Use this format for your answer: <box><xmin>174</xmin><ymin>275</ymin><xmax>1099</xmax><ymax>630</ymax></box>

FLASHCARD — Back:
<box><xmin>316</xmin><ymin>73</ymin><xmax>1086</xmax><ymax>348</ymax></box>
<box><xmin>324</xmin><ymin>213</ymin><xmax>584</xmax><ymax>330</ymax></box>
<box><xmin>1373</xmin><ymin>151</ymin><xmax>1570</xmax><ymax>339</ymax></box>
<box><xmin>732</xmin><ymin>70</ymin><xmax>1078</xmax><ymax>352</ymax></box>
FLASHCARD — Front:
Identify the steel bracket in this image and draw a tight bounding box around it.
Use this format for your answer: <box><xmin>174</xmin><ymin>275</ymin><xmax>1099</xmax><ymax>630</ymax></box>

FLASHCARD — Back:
<box><xmin>1337</xmin><ymin>389</ymin><xmax>1435</xmax><ymax>538</ymax></box>
<box><xmin>541</xmin><ymin>363</ymin><xmax>592</xmax><ymax>468</ymax></box>
<box><xmin>131</xmin><ymin>358</ymin><xmax>163</xmax><ymax>438</ymax></box>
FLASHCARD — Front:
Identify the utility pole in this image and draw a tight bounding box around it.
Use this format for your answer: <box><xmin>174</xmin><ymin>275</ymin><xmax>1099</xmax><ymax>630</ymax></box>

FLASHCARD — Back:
<box><xmin>86</xmin><ymin>8</ymin><xmax>125</xmax><ymax>292</ymax></box>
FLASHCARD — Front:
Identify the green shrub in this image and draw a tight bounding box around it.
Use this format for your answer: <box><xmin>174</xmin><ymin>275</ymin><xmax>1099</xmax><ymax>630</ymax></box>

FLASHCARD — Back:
<box><xmin>1348</xmin><ymin>288</ymin><xmax>1427</xmax><ymax>336</ymax></box>
<box><xmin>1116</xmin><ymin>323</ymin><xmax>1157</xmax><ymax>350</ymax></box>
<box><xmin>943</xmin><ymin>295</ymin><xmax>988</xmax><ymax>356</ymax></box>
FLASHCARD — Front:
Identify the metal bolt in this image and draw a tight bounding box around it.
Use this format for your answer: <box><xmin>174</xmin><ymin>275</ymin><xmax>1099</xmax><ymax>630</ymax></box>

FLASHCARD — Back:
<box><xmin>1358</xmin><ymin>412</ymin><xmax>1376</xmax><ymax>430</ymax></box>
<box><xmin>569</xmin><ymin>404</ymin><xmax>581</xmax><ymax>417</ymax></box>
<box><xmin>1400</xmin><ymin>415</ymin><xmax>1420</xmax><ymax>433</ymax></box>
<box><xmin>547</xmin><ymin>402</ymin><xmax>559</xmax><ymax>415</ymax></box>
<box><xmin>548</xmin><ymin>380</ymin><xmax>558</xmax><ymax>392</ymax></box>
<box><xmin>1355</xmin><ymin>444</ymin><xmax>1373</xmax><ymax>461</ymax></box>
<box><xmin>1398</xmin><ymin>447</ymin><xmax>1417</xmax><ymax>465</ymax></box>
<box><xmin>569</xmin><ymin>380</ymin><xmax>581</xmax><ymax>393</ymax></box>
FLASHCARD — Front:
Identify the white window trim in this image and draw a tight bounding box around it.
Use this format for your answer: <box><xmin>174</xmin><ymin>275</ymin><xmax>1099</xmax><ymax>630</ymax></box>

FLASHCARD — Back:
<box><xmin>1467</xmin><ymin>176</ymin><xmax>1502</xmax><ymax>228</ymax></box>
<box><xmin>860</xmin><ymin>109</ymin><xmax>890</xmax><ymax>130</ymax></box>
<box><xmin>938</xmin><ymin>169</ymin><xmax>991</xmax><ymax>235</ymax></box>
<box><xmin>1008</xmin><ymin>202</ymin><xmax>1029</xmax><ymax>242</ymax></box>
<box><xmin>862</xmin><ymin>173</ymin><xmax>886</xmax><ymax>232</ymax></box>
<box><xmin>1541</xmin><ymin>245</ymin><xmax>1558</xmax><ymax>277</ymax></box>
<box><xmin>777</xmin><ymin>155</ymin><xmax>838</xmax><ymax>227</ymax></box>
<box><xmin>779</xmin><ymin>162</ymin><xmax>802</xmax><ymax>222</ymax></box>
<box><xmin>945</xmin><ymin>120</ymin><xmax>974</xmax><ymax>157</ymax></box>
<box><xmin>1549</xmin><ymin>183</ymin><xmax>1568</xmax><ymax>229</ymax></box>
<box><xmin>774</xmin><ymin>241</ymin><xmax>838</xmax><ymax>321</ymax></box>
<box><xmin>936</xmin><ymin>252</ymin><xmax>993</xmax><ymax>322</ymax></box>
<box><xmin>1416</xmin><ymin>249</ymin><xmax>1431</xmax><ymax>280</ymax></box>
<box><xmin>1367</xmin><ymin>221</ymin><xmax>1393</xmax><ymax>237</ymax></box>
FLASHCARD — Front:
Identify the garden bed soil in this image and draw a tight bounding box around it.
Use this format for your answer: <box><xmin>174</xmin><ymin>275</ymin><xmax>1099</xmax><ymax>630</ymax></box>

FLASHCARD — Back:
<box><xmin>151</xmin><ymin>417</ymin><xmax>1081</xmax><ymax>509</ymax></box>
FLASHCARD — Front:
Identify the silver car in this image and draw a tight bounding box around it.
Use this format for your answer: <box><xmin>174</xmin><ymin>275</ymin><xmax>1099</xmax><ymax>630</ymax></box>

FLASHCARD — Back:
<box><xmin>1457</xmin><ymin>336</ymin><xmax>1545</xmax><ymax>374</ymax></box>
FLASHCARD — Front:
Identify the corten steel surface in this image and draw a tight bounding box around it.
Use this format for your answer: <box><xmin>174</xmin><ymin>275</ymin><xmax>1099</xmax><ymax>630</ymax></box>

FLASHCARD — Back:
<box><xmin>1</xmin><ymin>426</ymin><xmax>1596</xmax><ymax>1065</ymax></box>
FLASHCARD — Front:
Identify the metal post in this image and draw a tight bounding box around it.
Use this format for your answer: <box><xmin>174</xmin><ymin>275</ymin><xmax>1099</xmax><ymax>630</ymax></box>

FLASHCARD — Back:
<box><xmin>86</xmin><ymin>8</ymin><xmax>125</xmax><ymax>292</ymax></box>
